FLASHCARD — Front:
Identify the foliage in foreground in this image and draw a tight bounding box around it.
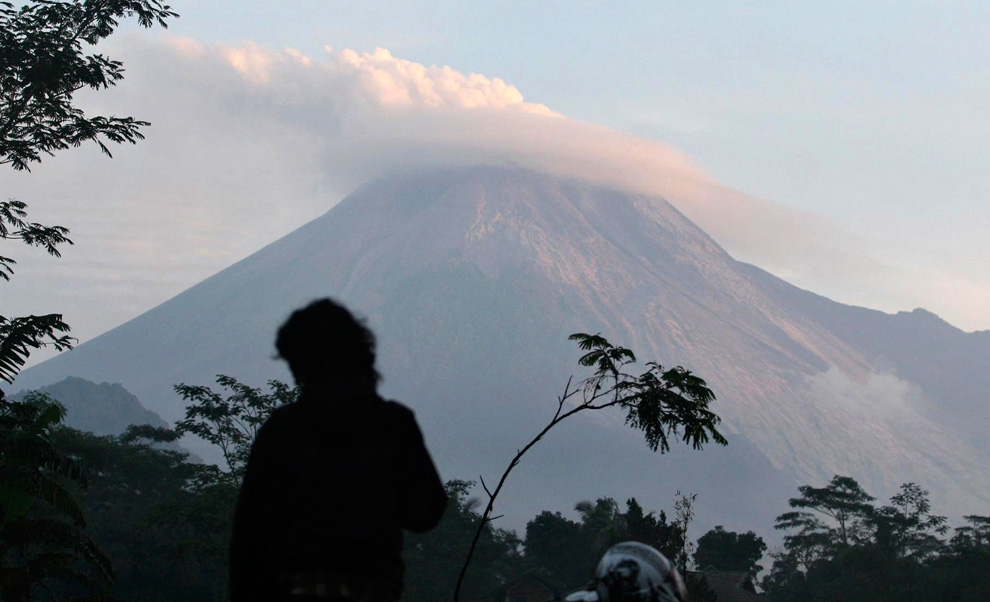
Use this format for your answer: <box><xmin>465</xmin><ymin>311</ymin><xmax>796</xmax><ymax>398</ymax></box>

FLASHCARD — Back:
<box><xmin>0</xmin><ymin>393</ymin><xmax>112</xmax><ymax>601</ymax></box>
<box><xmin>455</xmin><ymin>332</ymin><xmax>726</xmax><ymax>600</ymax></box>
<box><xmin>1</xmin><ymin>1</ymin><xmax>175</xmax><ymax>597</ymax></box>
<box><xmin>52</xmin><ymin>424</ymin><xmax>227</xmax><ymax>602</ymax></box>
<box><xmin>173</xmin><ymin>375</ymin><xmax>298</xmax><ymax>480</ymax></box>
<box><xmin>15</xmin><ymin>381</ymin><xmax>990</xmax><ymax>602</ymax></box>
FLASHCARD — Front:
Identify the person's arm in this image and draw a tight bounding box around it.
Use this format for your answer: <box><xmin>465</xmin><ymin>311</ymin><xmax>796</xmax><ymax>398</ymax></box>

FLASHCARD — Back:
<box><xmin>390</xmin><ymin>404</ymin><xmax>447</xmax><ymax>533</ymax></box>
<box><xmin>229</xmin><ymin>417</ymin><xmax>281</xmax><ymax>602</ymax></box>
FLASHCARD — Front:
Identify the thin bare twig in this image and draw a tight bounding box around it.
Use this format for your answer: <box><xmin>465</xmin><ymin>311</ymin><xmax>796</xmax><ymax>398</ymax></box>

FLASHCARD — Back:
<box><xmin>451</xmin><ymin>333</ymin><xmax>725</xmax><ymax>601</ymax></box>
<box><xmin>452</xmin><ymin>377</ymin><xmax>614</xmax><ymax>602</ymax></box>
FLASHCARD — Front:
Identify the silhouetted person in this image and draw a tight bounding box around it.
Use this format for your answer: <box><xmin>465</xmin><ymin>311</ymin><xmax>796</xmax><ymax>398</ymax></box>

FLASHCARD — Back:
<box><xmin>229</xmin><ymin>299</ymin><xmax>447</xmax><ymax>602</ymax></box>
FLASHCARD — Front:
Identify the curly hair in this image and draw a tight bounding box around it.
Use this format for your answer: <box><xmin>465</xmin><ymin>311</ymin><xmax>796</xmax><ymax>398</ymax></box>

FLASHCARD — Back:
<box><xmin>275</xmin><ymin>298</ymin><xmax>381</xmax><ymax>386</ymax></box>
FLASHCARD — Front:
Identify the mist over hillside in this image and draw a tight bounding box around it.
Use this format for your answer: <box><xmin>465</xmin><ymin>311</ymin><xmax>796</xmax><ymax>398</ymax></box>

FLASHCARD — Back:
<box><xmin>13</xmin><ymin>166</ymin><xmax>989</xmax><ymax>533</ymax></box>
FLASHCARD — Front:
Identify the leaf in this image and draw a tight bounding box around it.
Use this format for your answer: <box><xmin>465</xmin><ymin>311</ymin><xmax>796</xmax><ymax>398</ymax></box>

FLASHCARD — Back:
<box><xmin>0</xmin><ymin>313</ymin><xmax>74</xmax><ymax>383</ymax></box>
<box><xmin>173</xmin><ymin>374</ymin><xmax>297</xmax><ymax>476</ymax></box>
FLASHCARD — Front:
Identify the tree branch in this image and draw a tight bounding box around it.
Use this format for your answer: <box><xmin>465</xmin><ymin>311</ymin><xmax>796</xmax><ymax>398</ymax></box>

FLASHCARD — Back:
<box><xmin>453</xmin><ymin>375</ymin><xmax>618</xmax><ymax>600</ymax></box>
<box><xmin>452</xmin><ymin>333</ymin><xmax>724</xmax><ymax>601</ymax></box>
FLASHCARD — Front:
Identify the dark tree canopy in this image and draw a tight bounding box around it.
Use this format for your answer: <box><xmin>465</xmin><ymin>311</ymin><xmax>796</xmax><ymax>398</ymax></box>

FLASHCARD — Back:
<box><xmin>405</xmin><ymin>480</ymin><xmax>522</xmax><ymax>602</ymax></box>
<box><xmin>52</xmin><ymin>422</ymin><xmax>236</xmax><ymax>601</ymax></box>
<box><xmin>1</xmin><ymin>0</ymin><xmax>177</xmax><ymax>389</ymax></box>
<box><xmin>1</xmin><ymin>3</ymin><xmax>175</xmax><ymax>598</ymax></box>
<box><xmin>0</xmin><ymin>393</ymin><xmax>113</xmax><ymax>601</ymax></box>
<box><xmin>762</xmin><ymin>476</ymin><xmax>975</xmax><ymax>602</ymax></box>
<box><xmin>524</xmin><ymin>497</ymin><xmax>687</xmax><ymax>592</ymax></box>
<box><xmin>772</xmin><ymin>474</ymin><xmax>875</xmax><ymax>570</ymax></box>
<box><xmin>623</xmin><ymin>498</ymin><xmax>683</xmax><ymax>561</ymax></box>
<box><xmin>524</xmin><ymin>510</ymin><xmax>594</xmax><ymax>589</ymax></box>
<box><xmin>173</xmin><ymin>375</ymin><xmax>298</xmax><ymax>480</ymax></box>
<box><xmin>868</xmin><ymin>482</ymin><xmax>948</xmax><ymax>562</ymax></box>
<box><xmin>1</xmin><ymin>0</ymin><xmax>177</xmax><ymax>170</ymax></box>
<box><xmin>693</xmin><ymin>525</ymin><xmax>766</xmax><ymax>575</ymax></box>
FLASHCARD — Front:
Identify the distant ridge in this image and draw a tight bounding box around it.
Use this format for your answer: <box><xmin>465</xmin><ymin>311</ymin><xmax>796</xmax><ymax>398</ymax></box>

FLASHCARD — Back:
<box><xmin>13</xmin><ymin>165</ymin><xmax>990</xmax><ymax>532</ymax></box>
<box><xmin>13</xmin><ymin>376</ymin><xmax>169</xmax><ymax>436</ymax></box>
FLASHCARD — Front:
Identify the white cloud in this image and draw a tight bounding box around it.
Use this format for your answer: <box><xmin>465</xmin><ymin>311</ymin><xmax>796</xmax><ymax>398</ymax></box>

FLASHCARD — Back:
<box><xmin>2</xmin><ymin>33</ymin><xmax>985</xmax><ymax>364</ymax></box>
<box><xmin>332</xmin><ymin>46</ymin><xmax>555</xmax><ymax>113</ymax></box>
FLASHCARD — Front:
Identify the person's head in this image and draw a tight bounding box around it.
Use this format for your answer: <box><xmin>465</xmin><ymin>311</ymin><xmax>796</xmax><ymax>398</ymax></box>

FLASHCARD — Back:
<box><xmin>566</xmin><ymin>542</ymin><xmax>687</xmax><ymax>602</ymax></box>
<box><xmin>275</xmin><ymin>298</ymin><xmax>381</xmax><ymax>388</ymax></box>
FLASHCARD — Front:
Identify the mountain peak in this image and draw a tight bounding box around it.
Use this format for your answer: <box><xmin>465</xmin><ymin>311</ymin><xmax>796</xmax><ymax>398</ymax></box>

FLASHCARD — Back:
<box><xmin>900</xmin><ymin>307</ymin><xmax>953</xmax><ymax>327</ymax></box>
<box><xmin>13</xmin><ymin>376</ymin><xmax>168</xmax><ymax>436</ymax></box>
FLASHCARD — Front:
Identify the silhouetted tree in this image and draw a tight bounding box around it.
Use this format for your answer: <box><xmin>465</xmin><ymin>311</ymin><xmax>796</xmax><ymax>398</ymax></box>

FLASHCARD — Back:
<box><xmin>0</xmin><ymin>392</ymin><xmax>112</xmax><ymax>601</ymax></box>
<box><xmin>951</xmin><ymin>515</ymin><xmax>990</xmax><ymax>550</ymax></box>
<box><xmin>764</xmin><ymin>476</ymin><xmax>875</xmax><ymax>598</ymax></box>
<box><xmin>525</xmin><ymin>496</ymin><xmax>686</xmax><ymax>592</ymax></box>
<box><xmin>0</xmin><ymin>201</ymin><xmax>73</xmax><ymax>383</ymax></box>
<box><xmin>1</xmin><ymin>0</ymin><xmax>177</xmax><ymax>170</ymax></box>
<box><xmin>1</xmin><ymin>4</ymin><xmax>175</xmax><ymax>595</ymax></box>
<box><xmin>173</xmin><ymin>375</ymin><xmax>298</xmax><ymax>480</ymax></box>
<box><xmin>868</xmin><ymin>482</ymin><xmax>947</xmax><ymax>562</ymax></box>
<box><xmin>693</xmin><ymin>526</ymin><xmax>766</xmax><ymax>575</ymax></box>
<box><xmin>773</xmin><ymin>475</ymin><xmax>874</xmax><ymax>571</ymax></box>
<box><xmin>170</xmin><ymin>376</ymin><xmax>297</xmax><ymax>600</ymax></box>
<box><xmin>405</xmin><ymin>480</ymin><xmax>522</xmax><ymax>602</ymax></box>
<box><xmin>524</xmin><ymin>510</ymin><xmax>594</xmax><ymax>589</ymax></box>
<box><xmin>454</xmin><ymin>333</ymin><xmax>726</xmax><ymax>601</ymax></box>
<box><xmin>52</xmin><ymin>423</ymin><xmax>228</xmax><ymax>601</ymax></box>
<box><xmin>672</xmin><ymin>490</ymin><xmax>698</xmax><ymax>572</ymax></box>
<box><xmin>762</xmin><ymin>477</ymin><xmax>969</xmax><ymax>602</ymax></box>
<box><xmin>927</xmin><ymin>515</ymin><xmax>990</xmax><ymax>602</ymax></box>
<box><xmin>576</xmin><ymin>497</ymin><xmax>625</xmax><ymax>553</ymax></box>
<box><xmin>623</xmin><ymin>498</ymin><xmax>683</xmax><ymax>562</ymax></box>
<box><xmin>1</xmin><ymin>0</ymin><xmax>177</xmax><ymax>383</ymax></box>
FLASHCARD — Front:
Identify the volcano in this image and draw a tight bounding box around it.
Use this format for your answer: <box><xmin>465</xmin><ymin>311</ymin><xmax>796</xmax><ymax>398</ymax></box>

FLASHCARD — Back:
<box><xmin>14</xmin><ymin>166</ymin><xmax>990</xmax><ymax>533</ymax></box>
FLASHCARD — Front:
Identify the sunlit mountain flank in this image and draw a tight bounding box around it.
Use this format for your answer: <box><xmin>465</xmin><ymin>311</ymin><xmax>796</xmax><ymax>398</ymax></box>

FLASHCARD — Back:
<box><xmin>16</xmin><ymin>166</ymin><xmax>989</xmax><ymax>533</ymax></box>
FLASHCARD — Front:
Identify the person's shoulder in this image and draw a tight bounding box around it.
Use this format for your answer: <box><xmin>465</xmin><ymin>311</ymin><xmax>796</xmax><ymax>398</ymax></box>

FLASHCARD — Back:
<box><xmin>378</xmin><ymin>398</ymin><xmax>418</xmax><ymax>424</ymax></box>
<box><xmin>270</xmin><ymin>401</ymin><xmax>302</xmax><ymax>419</ymax></box>
<box><xmin>380</xmin><ymin>398</ymin><xmax>413</xmax><ymax>416</ymax></box>
<box><xmin>245</xmin><ymin>402</ymin><xmax>302</xmax><ymax>451</ymax></box>
<box><xmin>378</xmin><ymin>399</ymin><xmax>429</xmax><ymax>448</ymax></box>
<box><xmin>258</xmin><ymin>401</ymin><xmax>304</xmax><ymax>431</ymax></box>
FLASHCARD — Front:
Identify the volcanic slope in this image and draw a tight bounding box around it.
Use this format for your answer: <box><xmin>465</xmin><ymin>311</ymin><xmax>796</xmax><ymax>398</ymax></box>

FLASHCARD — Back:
<box><xmin>14</xmin><ymin>166</ymin><xmax>989</xmax><ymax>531</ymax></box>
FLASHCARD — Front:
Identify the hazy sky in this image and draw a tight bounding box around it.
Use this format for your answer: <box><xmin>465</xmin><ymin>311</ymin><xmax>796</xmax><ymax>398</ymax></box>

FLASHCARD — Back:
<box><xmin>4</xmin><ymin>0</ymin><xmax>989</xmax><ymax>368</ymax></box>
